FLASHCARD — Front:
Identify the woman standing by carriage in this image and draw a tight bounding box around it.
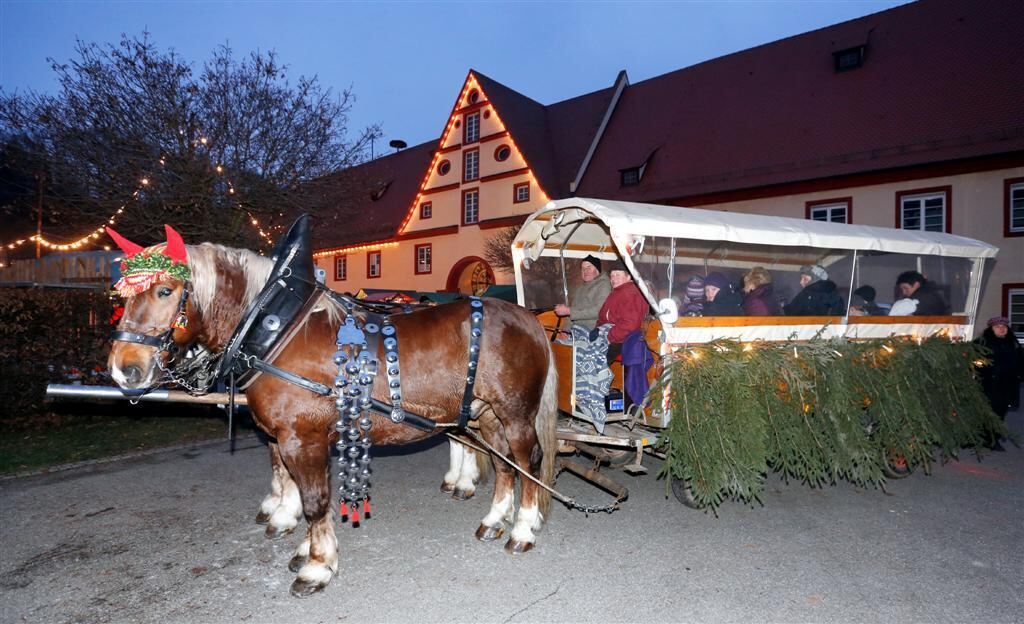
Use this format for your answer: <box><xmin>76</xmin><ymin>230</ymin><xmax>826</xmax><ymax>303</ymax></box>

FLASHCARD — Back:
<box><xmin>975</xmin><ymin>316</ymin><xmax>1023</xmax><ymax>451</ymax></box>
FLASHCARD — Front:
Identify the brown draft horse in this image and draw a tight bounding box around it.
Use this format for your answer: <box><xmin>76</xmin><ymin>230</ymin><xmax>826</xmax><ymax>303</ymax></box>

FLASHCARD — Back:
<box><xmin>108</xmin><ymin>241</ymin><xmax>558</xmax><ymax>597</ymax></box>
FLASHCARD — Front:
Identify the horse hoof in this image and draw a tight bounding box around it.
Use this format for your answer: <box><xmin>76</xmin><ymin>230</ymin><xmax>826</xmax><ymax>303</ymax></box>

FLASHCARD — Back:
<box><xmin>290</xmin><ymin>577</ymin><xmax>328</xmax><ymax>598</ymax></box>
<box><xmin>475</xmin><ymin>524</ymin><xmax>504</xmax><ymax>542</ymax></box>
<box><xmin>504</xmin><ymin>539</ymin><xmax>534</xmax><ymax>555</ymax></box>
<box><xmin>439</xmin><ymin>482</ymin><xmax>455</xmax><ymax>494</ymax></box>
<box><xmin>264</xmin><ymin>525</ymin><xmax>295</xmax><ymax>540</ymax></box>
<box><xmin>288</xmin><ymin>555</ymin><xmax>307</xmax><ymax>573</ymax></box>
<box><xmin>254</xmin><ymin>511</ymin><xmax>271</xmax><ymax>525</ymax></box>
<box><xmin>451</xmin><ymin>487</ymin><xmax>475</xmax><ymax>501</ymax></box>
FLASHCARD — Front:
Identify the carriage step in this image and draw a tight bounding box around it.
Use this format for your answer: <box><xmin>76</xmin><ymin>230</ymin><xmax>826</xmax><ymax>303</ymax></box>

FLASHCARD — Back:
<box><xmin>622</xmin><ymin>463</ymin><xmax>647</xmax><ymax>475</ymax></box>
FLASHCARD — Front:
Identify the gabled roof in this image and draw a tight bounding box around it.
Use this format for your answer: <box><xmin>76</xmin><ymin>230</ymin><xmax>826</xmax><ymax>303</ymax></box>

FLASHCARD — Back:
<box><xmin>473</xmin><ymin>71</ymin><xmax>616</xmax><ymax>198</ymax></box>
<box><xmin>577</xmin><ymin>0</ymin><xmax>1024</xmax><ymax>201</ymax></box>
<box><xmin>304</xmin><ymin>140</ymin><xmax>436</xmax><ymax>251</ymax></box>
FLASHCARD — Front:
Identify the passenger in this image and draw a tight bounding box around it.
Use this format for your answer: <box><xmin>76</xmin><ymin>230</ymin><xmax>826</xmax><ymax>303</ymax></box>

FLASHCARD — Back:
<box><xmin>784</xmin><ymin>265</ymin><xmax>844</xmax><ymax>316</ymax></box>
<box><xmin>702</xmin><ymin>272</ymin><xmax>744</xmax><ymax>316</ymax></box>
<box><xmin>594</xmin><ymin>260</ymin><xmax>648</xmax><ymax>363</ymax></box>
<box><xmin>895</xmin><ymin>271</ymin><xmax>949</xmax><ymax>315</ymax></box>
<box><xmin>554</xmin><ymin>255</ymin><xmax>612</xmax><ymax>330</ymax></box>
<box><xmin>974</xmin><ymin>316</ymin><xmax>1023</xmax><ymax>451</ymax></box>
<box><xmin>741</xmin><ymin>266</ymin><xmax>780</xmax><ymax>316</ymax></box>
<box><xmin>848</xmin><ymin>285</ymin><xmax>885</xmax><ymax>316</ymax></box>
<box><xmin>683</xmin><ymin>275</ymin><xmax>706</xmax><ymax>316</ymax></box>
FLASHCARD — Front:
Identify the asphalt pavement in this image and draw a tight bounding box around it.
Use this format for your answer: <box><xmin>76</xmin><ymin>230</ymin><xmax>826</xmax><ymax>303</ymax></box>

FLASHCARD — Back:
<box><xmin>1</xmin><ymin>407</ymin><xmax>1022</xmax><ymax>624</ymax></box>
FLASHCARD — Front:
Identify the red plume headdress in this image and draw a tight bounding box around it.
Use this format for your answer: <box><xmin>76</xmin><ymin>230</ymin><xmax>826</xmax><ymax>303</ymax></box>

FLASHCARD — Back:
<box><xmin>107</xmin><ymin>225</ymin><xmax>191</xmax><ymax>298</ymax></box>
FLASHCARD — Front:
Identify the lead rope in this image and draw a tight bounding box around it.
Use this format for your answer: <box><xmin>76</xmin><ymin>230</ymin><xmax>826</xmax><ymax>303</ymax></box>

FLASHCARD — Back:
<box><xmin>445</xmin><ymin>428</ymin><xmax>625</xmax><ymax>515</ymax></box>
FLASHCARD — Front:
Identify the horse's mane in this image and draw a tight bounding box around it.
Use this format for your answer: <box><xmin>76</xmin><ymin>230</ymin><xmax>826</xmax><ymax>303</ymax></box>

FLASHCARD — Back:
<box><xmin>186</xmin><ymin>243</ymin><xmax>274</xmax><ymax>315</ymax></box>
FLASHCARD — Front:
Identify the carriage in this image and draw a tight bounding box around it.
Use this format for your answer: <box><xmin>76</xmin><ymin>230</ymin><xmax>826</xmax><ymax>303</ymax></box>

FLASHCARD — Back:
<box><xmin>511</xmin><ymin>197</ymin><xmax>1001</xmax><ymax>506</ymax></box>
<box><xmin>45</xmin><ymin>198</ymin><xmax>1001</xmax><ymax>597</ymax></box>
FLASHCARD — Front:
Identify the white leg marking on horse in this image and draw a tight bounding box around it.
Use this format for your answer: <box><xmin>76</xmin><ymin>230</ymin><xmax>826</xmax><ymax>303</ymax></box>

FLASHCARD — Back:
<box><xmin>442</xmin><ymin>440</ymin><xmax>465</xmax><ymax>488</ymax></box>
<box><xmin>510</xmin><ymin>503</ymin><xmax>541</xmax><ymax>544</ymax></box>
<box><xmin>454</xmin><ymin>446</ymin><xmax>480</xmax><ymax>494</ymax></box>
<box><xmin>269</xmin><ymin>473</ymin><xmax>302</xmax><ymax>531</ymax></box>
<box><xmin>294</xmin><ymin>535</ymin><xmax>311</xmax><ymax>559</ymax></box>
<box><xmin>260</xmin><ymin>461</ymin><xmax>288</xmax><ymax>516</ymax></box>
<box><xmin>481</xmin><ymin>492</ymin><xmax>514</xmax><ymax>528</ymax></box>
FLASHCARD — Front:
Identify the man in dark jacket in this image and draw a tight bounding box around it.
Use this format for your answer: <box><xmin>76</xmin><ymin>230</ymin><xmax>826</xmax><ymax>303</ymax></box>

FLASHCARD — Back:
<box><xmin>895</xmin><ymin>271</ymin><xmax>949</xmax><ymax>315</ymax></box>
<box><xmin>784</xmin><ymin>265</ymin><xmax>844</xmax><ymax>316</ymax></box>
<box><xmin>702</xmin><ymin>272</ymin><xmax>744</xmax><ymax>316</ymax></box>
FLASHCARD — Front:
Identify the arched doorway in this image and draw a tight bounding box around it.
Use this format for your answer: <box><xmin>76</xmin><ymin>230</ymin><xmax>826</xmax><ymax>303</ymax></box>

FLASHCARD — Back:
<box><xmin>445</xmin><ymin>256</ymin><xmax>495</xmax><ymax>296</ymax></box>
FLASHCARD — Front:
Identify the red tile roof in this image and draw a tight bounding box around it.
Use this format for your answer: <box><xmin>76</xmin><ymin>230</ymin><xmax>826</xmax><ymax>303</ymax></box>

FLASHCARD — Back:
<box><xmin>577</xmin><ymin>0</ymin><xmax>1024</xmax><ymax>201</ymax></box>
<box><xmin>473</xmin><ymin>71</ymin><xmax>616</xmax><ymax>198</ymax></box>
<box><xmin>305</xmin><ymin>140</ymin><xmax>436</xmax><ymax>251</ymax></box>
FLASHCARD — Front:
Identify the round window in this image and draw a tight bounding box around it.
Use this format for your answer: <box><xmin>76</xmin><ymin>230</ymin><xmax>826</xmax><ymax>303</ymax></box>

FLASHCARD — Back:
<box><xmin>468</xmin><ymin>89</ymin><xmax>480</xmax><ymax>104</ymax></box>
<box><xmin>494</xmin><ymin>145</ymin><xmax>511</xmax><ymax>162</ymax></box>
<box><xmin>437</xmin><ymin>160</ymin><xmax>451</xmax><ymax>176</ymax></box>
<box><xmin>483</xmin><ymin>109</ymin><xmax>491</xmax><ymax>119</ymax></box>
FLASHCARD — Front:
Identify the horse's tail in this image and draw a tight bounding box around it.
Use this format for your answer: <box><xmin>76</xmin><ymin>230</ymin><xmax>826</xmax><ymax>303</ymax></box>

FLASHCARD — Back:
<box><xmin>535</xmin><ymin>342</ymin><xmax>559</xmax><ymax>520</ymax></box>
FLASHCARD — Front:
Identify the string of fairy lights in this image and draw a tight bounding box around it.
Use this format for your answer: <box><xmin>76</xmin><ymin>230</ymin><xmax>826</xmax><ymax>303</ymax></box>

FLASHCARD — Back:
<box><xmin>0</xmin><ymin>136</ymin><xmax>278</xmax><ymax>256</ymax></box>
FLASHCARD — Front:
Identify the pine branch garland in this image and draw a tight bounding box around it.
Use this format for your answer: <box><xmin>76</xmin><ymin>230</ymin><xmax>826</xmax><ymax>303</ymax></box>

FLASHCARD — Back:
<box><xmin>651</xmin><ymin>337</ymin><xmax>1005</xmax><ymax>510</ymax></box>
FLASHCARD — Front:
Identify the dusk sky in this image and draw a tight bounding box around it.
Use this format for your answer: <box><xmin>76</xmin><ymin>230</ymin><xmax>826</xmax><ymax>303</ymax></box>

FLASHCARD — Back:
<box><xmin>1</xmin><ymin>1</ymin><xmax>907</xmax><ymax>155</ymax></box>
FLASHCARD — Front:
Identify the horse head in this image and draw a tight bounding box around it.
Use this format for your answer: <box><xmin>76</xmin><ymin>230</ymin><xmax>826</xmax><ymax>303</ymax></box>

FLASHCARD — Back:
<box><xmin>106</xmin><ymin>225</ymin><xmax>203</xmax><ymax>391</ymax></box>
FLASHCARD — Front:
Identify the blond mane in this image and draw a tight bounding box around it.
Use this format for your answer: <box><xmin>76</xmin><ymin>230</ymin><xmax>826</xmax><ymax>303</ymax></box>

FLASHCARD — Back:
<box><xmin>186</xmin><ymin>243</ymin><xmax>274</xmax><ymax>315</ymax></box>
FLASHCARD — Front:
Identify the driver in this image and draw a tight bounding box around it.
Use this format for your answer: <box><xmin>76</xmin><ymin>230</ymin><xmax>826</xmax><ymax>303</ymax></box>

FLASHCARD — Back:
<box><xmin>554</xmin><ymin>255</ymin><xmax>611</xmax><ymax>330</ymax></box>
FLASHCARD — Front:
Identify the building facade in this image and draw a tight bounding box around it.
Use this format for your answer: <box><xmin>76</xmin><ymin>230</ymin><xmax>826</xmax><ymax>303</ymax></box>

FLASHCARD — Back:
<box><xmin>311</xmin><ymin>0</ymin><xmax>1023</xmax><ymax>332</ymax></box>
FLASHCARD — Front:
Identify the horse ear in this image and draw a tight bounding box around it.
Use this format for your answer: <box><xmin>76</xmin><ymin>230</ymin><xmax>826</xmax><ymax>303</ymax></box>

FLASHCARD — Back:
<box><xmin>163</xmin><ymin>225</ymin><xmax>188</xmax><ymax>264</ymax></box>
<box><xmin>105</xmin><ymin>227</ymin><xmax>144</xmax><ymax>257</ymax></box>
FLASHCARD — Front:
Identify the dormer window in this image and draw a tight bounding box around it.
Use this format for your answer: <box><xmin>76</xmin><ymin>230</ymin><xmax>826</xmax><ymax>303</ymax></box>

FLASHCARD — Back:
<box><xmin>833</xmin><ymin>46</ymin><xmax>865</xmax><ymax>72</ymax></box>
<box><xmin>619</xmin><ymin>148</ymin><xmax>658</xmax><ymax>187</ymax></box>
<box><xmin>369</xmin><ymin>180</ymin><xmax>391</xmax><ymax>201</ymax></box>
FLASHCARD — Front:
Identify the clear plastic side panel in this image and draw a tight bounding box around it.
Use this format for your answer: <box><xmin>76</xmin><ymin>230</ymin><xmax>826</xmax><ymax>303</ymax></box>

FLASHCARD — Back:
<box><xmin>520</xmin><ymin>255</ymin><xmax>576</xmax><ymax>312</ymax></box>
<box><xmin>853</xmin><ymin>252</ymin><xmax>973</xmax><ymax>315</ymax></box>
<box><xmin>630</xmin><ymin>237</ymin><xmax>855</xmax><ymax>316</ymax></box>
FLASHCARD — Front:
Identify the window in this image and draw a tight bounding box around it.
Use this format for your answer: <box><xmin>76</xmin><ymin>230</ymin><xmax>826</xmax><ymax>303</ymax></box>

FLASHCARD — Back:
<box><xmin>1007</xmin><ymin>285</ymin><xmax>1024</xmax><ymax>338</ymax></box>
<box><xmin>464</xmin><ymin>111</ymin><xmax>480</xmax><ymax>144</ymax></box>
<box><xmin>415</xmin><ymin>244</ymin><xmax>432</xmax><ymax>275</ymax></box>
<box><xmin>462</xmin><ymin>188</ymin><xmax>479</xmax><ymax>225</ymax></box>
<box><xmin>467</xmin><ymin>89</ymin><xmax>480</xmax><ymax>104</ymax></box>
<box><xmin>367</xmin><ymin>251</ymin><xmax>381</xmax><ymax>279</ymax></box>
<box><xmin>437</xmin><ymin>160</ymin><xmax>451</xmax><ymax>176</ymax></box>
<box><xmin>463</xmin><ymin>148</ymin><xmax>479</xmax><ymax>182</ymax></box>
<box><xmin>833</xmin><ymin>46</ymin><xmax>865</xmax><ymax>72</ymax></box>
<box><xmin>494</xmin><ymin>145</ymin><xmax>511</xmax><ymax>162</ymax></box>
<box><xmin>897</xmin><ymin>187</ymin><xmax>950</xmax><ymax>233</ymax></box>
<box><xmin>334</xmin><ymin>255</ymin><xmax>347</xmax><ymax>281</ymax></box>
<box><xmin>420</xmin><ymin>201</ymin><xmax>432</xmax><ymax>220</ymax></box>
<box><xmin>620</xmin><ymin>167</ymin><xmax>640</xmax><ymax>187</ymax></box>
<box><xmin>1006</xmin><ymin>178</ymin><xmax>1024</xmax><ymax>237</ymax></box>
<box><xmin>806</xmin><ymin>198</ymin><xmax>851</xmax><ymax>223</ymax></box>
<box><xmin>513</xmin><ymin>182</ymin><xmax>530</xmax><ymax>204</ymax></box>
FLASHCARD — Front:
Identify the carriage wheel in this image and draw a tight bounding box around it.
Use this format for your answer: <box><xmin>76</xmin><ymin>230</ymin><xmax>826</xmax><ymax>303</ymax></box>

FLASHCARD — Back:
<box><xmin>670</xmin><ymin>477</ymin><xmax>704</xmax><ymax>509</ymax></box>
<box><xmin>881</xmin><ymin>450</ymin><xmax>913</xmax><ymax>479</ymax></box>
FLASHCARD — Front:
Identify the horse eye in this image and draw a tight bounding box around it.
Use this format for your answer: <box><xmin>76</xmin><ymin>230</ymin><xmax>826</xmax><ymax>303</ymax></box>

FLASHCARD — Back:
<box><xmin>158</xmin><ymin>287</ymin><xmax>173</xmax><ymax>298</ymax></box>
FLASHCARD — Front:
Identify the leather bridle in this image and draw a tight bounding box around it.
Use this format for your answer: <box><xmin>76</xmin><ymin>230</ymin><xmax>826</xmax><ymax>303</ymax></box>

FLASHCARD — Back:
<box><xmin>110</xmin><ymin>282</ymin><xmax>191</xmax><ymax>357</ymax></box>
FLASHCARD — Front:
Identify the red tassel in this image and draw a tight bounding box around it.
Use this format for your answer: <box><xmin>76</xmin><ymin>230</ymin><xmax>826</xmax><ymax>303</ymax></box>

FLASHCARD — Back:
<box><xmin>339</xmin><ymin>501</ymin><xmax>348</xmax><ymax>521</ymax></box>
<box><xmin>351</xmin><ymin>507</ymin><xmax>360</xmax><ymax>525</ymax></box>
<box><xmin>363</xmin><ymin>499</ymin><xmax>371</xmax><ymax>517</ymax></box>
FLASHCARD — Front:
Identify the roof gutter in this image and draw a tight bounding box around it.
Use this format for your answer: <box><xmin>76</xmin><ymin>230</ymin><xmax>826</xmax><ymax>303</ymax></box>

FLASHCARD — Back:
<box><xmin>569</xmin><ymin>69</ymin><xmax>629</xmax><ymax>195</ymax></box>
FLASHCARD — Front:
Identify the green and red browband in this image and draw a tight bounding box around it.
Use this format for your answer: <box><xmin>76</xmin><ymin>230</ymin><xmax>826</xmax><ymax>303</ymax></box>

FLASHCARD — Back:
<box><xmin>106</xmin><ymin>225</ymin><xmax>191</xmax><ymax>298</ymax></box>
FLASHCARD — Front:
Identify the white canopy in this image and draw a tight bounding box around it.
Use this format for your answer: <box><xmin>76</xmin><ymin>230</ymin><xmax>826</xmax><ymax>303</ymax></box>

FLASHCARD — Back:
<box><xmin>515</xmin><ymin>198</ymin><xmax>999</xmax><ymax>260</ymax></box>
